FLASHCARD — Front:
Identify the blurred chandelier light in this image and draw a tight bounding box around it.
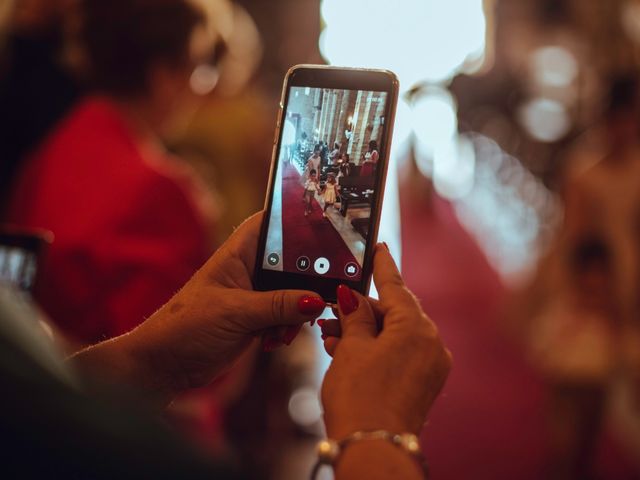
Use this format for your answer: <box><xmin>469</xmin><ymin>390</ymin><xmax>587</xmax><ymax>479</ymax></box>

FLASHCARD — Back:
<box><xmin>622</xmin><ymin>1</ymin><xmax>640</xmax><ymax>44</ymax></box>
<box><xmin>454</xmin><ymin>134</ymin><xmax>560</xmax><ymax>281</ymax></box>
<box><xmin>189</xmin><ymin>0</ymin><xmax>262</xmax><ymax>96</ymax></box>
<box><xmin>529</xmin><ymin>46</ymin><xmax>578</xmax><ymax>89</ymax></box>
<box><xmin>288</xmin><ymin>387</ymin><xmax>323</xmax><ymax>428</ymax></box>
<box><xmin>518</xmin><ymin>98</ymin><xmax>571</xmax><ymax>143</ymax></box>
<box><xmin>190</xmin><ymin>64</ymin><xmax>220</xmax><ymax>95</ymax></box>
<box><xmin>320</xmin><ymin>0</ymin><xmax>487</xmax><ymax>200</ymax></box>
<box><xmin>320</xmin><ymin>0</ymin><xmax>487</xmax><ymax>89</ymax></box>
<box><xmin>412</xmin><ymin>88</ymin><xmax>458</xmax><ymax>156</ymax></box>
<box><xmin>318</xmin><ymin>0</ymin><xmax>556</xmax><ymax>282</ymax></box>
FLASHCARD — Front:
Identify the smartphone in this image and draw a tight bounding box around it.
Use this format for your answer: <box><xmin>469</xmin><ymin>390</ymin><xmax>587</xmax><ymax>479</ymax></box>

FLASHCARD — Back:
<box><xmin>254</xmin><ymin>65</ymin><xmax>399</xmax><ymax>302</ymax></box>
<box><xmin>0</xmin><ymin>228</ymin><xmax>53</xmax><ymax>292</ymax></box>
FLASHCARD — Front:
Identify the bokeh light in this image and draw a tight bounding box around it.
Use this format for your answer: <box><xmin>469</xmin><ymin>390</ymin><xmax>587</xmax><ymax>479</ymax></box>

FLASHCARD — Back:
<box><xmin>288</xmin><ymin>386</ymin><xmax>323</xmax><ymax>429</ymax></box>
<box><xmin>518</xmin><ymin>97</ymin><xmax>571</xmax><ymax>143</ymax></box>
<box><xmin>530</xmin><ymin>46</ymin><xmax>578</xmax><ymax>89</ymax></box>
<box><xmin>320</xmin><ymin>0</ymin><xmax>487</xmax><ymax>90</ymax></box>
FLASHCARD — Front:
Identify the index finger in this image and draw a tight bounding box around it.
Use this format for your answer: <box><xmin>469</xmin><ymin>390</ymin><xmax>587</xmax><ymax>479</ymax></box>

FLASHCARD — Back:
<box><xmin>372</xmin><ymin>244</ymin><xmax>418</xmax><ymax>307</ymax></box>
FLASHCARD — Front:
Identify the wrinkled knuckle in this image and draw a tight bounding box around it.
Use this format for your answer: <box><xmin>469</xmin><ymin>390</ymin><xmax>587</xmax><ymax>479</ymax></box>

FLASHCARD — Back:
<box><xmin>390</xmin><ymin>271</ymin><xmax>405</xmax><ymax>287</ymax></box>
<box><xmin>271</xmin><ymin>290</ymin><xmax>287</xmax><ymax>323</ymax></box>
<box><xmin>400</xmin><ymin>328</ymin><xmax>431</xmax><ymax>352</ymax></box>
<box><xmin>416</xmin><ymin>321</ymin><xmax>439</xmax><ymax>344</ymax></box>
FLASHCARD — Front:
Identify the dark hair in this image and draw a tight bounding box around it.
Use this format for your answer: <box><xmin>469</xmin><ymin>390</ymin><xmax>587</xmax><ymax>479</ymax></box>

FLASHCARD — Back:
<box><xmin>369</xmin><ymin>140</ymin><xmax>378</xmax><ymax>150</ymax></box>
<box><xmin>606</xmin><ymin>74</ymin><xmax>639</xmax><ymax>117</ymax></box>
<box><xmin>310</xmin><ymin>169</ymin><xmax>317</xmax><ymax>175</ymax></box>
<box><xmin>570</xmin><ymin>236</ymin><xmax>611</xmax><ymax>274</ymax></box>
<box><xmin>81</xmin><ymin>0</ymin><xmax>205</xmax><ymax>95</ymax></box>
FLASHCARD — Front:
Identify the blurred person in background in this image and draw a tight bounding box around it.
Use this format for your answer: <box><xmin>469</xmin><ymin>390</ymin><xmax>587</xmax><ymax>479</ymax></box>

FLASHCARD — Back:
<box><xmin>561</xmin><ymin>75</ymin><xmax>640</xmax><ymax>396</ymax></box>
<box><xmin>1</xmin><ymin>0</ymin><xmax>244</xmax><ymax>459</ymax></box>
<box><xmin>529</xmin><ymin>237</ymin><xmax>620</xmax><ymax>479</ymax></box>
<box><xmin>521</xmin><ymin>74</ymin><xmax>640</xmax><ymax>478</ymax></box>
<box><xmin>0</xmin><ymin>0</ymin><xmax>80</xmax><ymax>211</ymax></box>
<box><xmin>163</xmin><ymin>0</ymin><xmax>272</xmax><ymax>246</ymax></box>
<box><xmin>562</xmin><ymin>75</ymin><xmax>640</xmax><ymax>328</ymax></box>
<box><xmin>4</xmin><ymin>0</ymin><xmax>217</xmax><ymax>344</ymax></box>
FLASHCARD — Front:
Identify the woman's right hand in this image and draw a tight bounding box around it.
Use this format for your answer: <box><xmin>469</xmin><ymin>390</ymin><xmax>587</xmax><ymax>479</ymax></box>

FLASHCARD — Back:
<box><xmin>321</xmin><ymin>245</ymin><xmax>451</xmax><ymax>440</ymax></box>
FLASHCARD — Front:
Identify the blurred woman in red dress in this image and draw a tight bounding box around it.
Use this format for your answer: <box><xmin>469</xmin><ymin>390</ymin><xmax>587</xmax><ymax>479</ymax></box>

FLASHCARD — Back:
<box><xmin>4</xmin><ymin>0</ymin><xmax>217</xmax><ymax>343</ymax></box>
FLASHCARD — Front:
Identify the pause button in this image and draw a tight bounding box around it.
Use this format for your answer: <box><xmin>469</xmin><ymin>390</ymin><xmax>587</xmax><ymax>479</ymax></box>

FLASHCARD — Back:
<box><xmin>296</xmin><ymin>256</ymin><xmax>311</xmax><ymax>271</ymax></box>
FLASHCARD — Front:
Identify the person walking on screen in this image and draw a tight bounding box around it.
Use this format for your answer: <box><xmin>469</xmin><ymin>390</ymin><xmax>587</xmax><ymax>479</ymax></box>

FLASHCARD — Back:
<box><xmin>305</xmin><ymin>149</ymin><xmax>321</xmax><ymax>180</ymax></box>
<box><xmin>303</xmin><ymin>169</ymin><xmax>320</xmax><ymax>217</ymax></box>
<box><xmin>322</xmin><ymin>172</ymin><xmax>339</xmax><ymax>218</ymax></box>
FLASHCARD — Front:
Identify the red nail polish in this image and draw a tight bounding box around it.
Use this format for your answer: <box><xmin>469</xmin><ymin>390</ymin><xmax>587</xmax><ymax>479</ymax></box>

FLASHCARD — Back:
<box><xmin>337</xmin><ymin>284</ymin><xmax>358</xmax><ymax>315</ymax></box>
<box><xmin>310</xmin><ymin>319</ymin><xmax>316</xmax><ymax>326</ymax></box>
<box><xmin>317</xmin><ymin>319</ymin><xmax>326</xmax><ymax>328</ymax></box>
<box><xmin>298</xmin><ymin>296</ymin><xmax>325</xmax><ymax>315</ymax></box>
<box><xmin>321</xmin><ymin>333</ymin><xmax>327</xmax><ymax>340</ymax></box>
<box><xmin>283</xmin><ymin>325</ymin><xmax>302</xmax><ymax>345</ymax></box>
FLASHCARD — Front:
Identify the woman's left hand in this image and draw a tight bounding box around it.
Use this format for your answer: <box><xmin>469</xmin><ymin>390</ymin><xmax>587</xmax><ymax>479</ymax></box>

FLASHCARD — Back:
<box><xmin>72</xmin><ymin>212</ymin><xmax>325</xmax><ymax>401</ymax></box>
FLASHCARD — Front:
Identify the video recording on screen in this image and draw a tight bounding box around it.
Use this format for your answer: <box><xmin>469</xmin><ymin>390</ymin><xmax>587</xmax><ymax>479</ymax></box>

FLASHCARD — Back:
<box><xmin>263</xmin><ymin>86</ymin><xmax>388</xmax><ymax>281</ymax></box>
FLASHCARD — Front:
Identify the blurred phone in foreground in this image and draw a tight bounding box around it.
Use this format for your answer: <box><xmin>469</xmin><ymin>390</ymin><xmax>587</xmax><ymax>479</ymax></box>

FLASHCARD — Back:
<box><xmin>0</xmin><ymin>228</ymin><xmax>53</xmax><ymax>293</ymax></box>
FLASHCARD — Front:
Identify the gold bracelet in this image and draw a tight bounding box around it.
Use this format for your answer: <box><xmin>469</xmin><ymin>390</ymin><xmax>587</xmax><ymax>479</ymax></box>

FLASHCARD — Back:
<box><xmin>310</xmin><ymin>430</ymin><xmax>428</xmax><ymax>479</ymax></box>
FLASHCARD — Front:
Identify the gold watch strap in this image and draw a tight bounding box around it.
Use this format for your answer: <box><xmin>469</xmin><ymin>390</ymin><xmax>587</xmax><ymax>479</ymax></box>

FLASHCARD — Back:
<box><xmin>311</xmin><ymin>430</ymin><xmax>429</xmax><ymax>479</ymax></box>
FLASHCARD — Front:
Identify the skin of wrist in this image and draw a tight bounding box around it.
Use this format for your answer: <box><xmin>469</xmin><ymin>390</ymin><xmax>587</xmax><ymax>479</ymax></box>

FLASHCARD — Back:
<box><xmin>70</xmin><ymin>323</ymin><xmax>180</xmax><ymax>406</ymax></box>
<box><xmin>324</xmin><ymin>411</ymin><xmax>415</xmax><ymax>441</ymax></box>
<box><xmin>116</xmin><ymin>317</ymin><xmax>193</xmax><ymax>400</ymax></box>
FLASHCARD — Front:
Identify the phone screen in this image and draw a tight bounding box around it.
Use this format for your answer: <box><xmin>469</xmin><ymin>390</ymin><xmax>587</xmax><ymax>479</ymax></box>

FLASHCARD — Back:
<box><xmin>262</xmin><ymin>85</ymin><xmax>389</xmax><ymax>282</ymax></box>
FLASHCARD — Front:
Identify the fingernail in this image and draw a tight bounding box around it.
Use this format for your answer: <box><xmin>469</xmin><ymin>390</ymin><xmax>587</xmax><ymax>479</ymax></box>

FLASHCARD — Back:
<box><xmin>298</xmin><ymin>296</ymin><xmax>325</xmax><ymax>315</ymax></box>
<box><xmin>382</xmin><ymin>241</ymin><xmax>390</xmax><ymax>252</ymax></box>
<box><xmin>283</xmin><ymin>325</ymin><xmax>302</xmax><ymax>345</ymax></box>
<box><xmin>317</xmin><ymin>319</ymin><xmax>326</xmax><ymax>328</ymax></box>
<box><xmin>337</xmin><ymin>284</ymin><xmax>358</xmax><ymax>315</ymax></box>
<box><xmin>321</xmin><ymin>333</ymin><xmax>327</xmax><ymax>340</ymax></box>
<box><xmin>310</xmin><ymin>318</ymin><xmax>316</xmax><ymax>326</ymax></box>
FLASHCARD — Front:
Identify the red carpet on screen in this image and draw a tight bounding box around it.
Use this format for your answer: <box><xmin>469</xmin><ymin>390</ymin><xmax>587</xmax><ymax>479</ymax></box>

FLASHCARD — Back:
<box><xmin>280</xmin><ymin>163</ymin><xmax>358</xmax><ymax>278</ymax></box>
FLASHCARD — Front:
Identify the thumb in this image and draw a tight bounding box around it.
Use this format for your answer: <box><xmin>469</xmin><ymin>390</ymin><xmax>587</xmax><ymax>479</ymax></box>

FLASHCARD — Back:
<box><xmin>336</xmin><ymin>285</ymin><xmax>376</xmax><ymax>338</ymax></box>
<box><xmin>235</xmin><ymin>289</ymin><xmax>325</xmax><ymax>331</ymax></box>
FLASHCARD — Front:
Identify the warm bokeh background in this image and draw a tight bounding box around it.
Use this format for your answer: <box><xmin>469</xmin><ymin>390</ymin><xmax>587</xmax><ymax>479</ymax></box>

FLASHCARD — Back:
<box><xmin>3</xmin><ymin>0</ymin><xmax>640</xmax><ymax>478</ymax></box>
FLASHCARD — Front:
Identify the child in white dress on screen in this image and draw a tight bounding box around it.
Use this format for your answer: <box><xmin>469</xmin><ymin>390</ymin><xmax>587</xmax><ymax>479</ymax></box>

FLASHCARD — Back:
<box><xmin>303</xmin><ymin>169</ymin><xmax>320</xmax><ymax>217</ymax></box>
<box><xmin>322</xmin><ymin>173</ymin><xmax>338</xmax><ymax>218</ymax></box>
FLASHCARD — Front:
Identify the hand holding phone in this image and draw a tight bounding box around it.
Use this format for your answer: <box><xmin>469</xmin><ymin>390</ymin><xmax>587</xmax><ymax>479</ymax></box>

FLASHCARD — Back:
<box><xmin>254</xmin><ymin>65</ymin><xmax>399</xmax><ymax>303</ymax></box>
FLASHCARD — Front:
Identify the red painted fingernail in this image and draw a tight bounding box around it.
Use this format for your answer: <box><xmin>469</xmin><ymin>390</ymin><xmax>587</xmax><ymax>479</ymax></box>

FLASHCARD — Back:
<box><xmin>310</xmin><ymin>319</ymin><xmax>316</xmax><ymax>326</ymax></box>
<box><xmin>382</xmin><ymin>242</ymin><xmax>390</xmax><ymax>251</ymax></box>
<box><xmin>283</xmin><ymin>325</ymin><xmax>302</xmax><ymax>345</ymax></box>
<box><xmin>321</xmin><ymin>333</ymin><xmax>327</xmax><ymax>340</ymax></box>
<box><xmin>298</xmin><ymin>296</ymin><xmax>325</xmax><ymax>315</ymax></box>
<box><xmin>337</xmin><ymin>284</ymin><xmax>358</xmax><ymax>315</ymax></box>
<box><xmin>317</xmin><ymin>319</ymin><xmax>326</xmax><ymax>328</ymax></box>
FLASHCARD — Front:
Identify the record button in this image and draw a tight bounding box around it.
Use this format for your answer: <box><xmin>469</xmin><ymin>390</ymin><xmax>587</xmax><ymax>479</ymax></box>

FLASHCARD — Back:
<box><xmin>313</xmin><ymin>257</ymin><xmax>330</xmax><ymax>275</ymax></box>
